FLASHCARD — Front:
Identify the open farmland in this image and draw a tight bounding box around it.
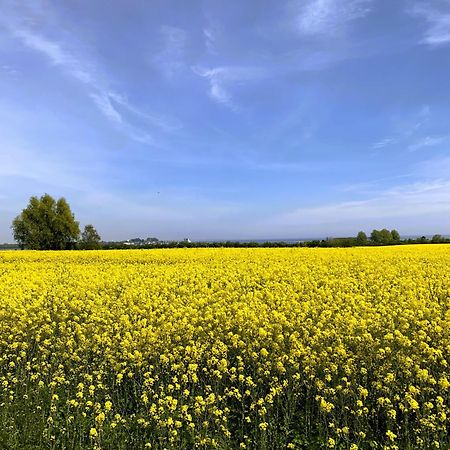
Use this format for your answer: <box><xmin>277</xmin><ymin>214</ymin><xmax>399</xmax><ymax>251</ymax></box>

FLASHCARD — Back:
<box><xmin>1</xmin><ymin>246</ymin><xmax>450</xmax><ymax>449</ymax></box>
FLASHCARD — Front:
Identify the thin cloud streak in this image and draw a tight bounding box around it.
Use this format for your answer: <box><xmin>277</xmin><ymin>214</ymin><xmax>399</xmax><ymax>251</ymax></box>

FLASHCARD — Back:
<box><xmin>7</xmin><ymin>18</ymin><xmax>180</xmax><ymax>144</ymax></box>
<box><xmin>90</xmin><ymin>92</ymin><xmax>123</xmax><ymax>125</ymax></box>
<box><xmin>192</xmin><ymin>66</ymin><xmax>237</xmax><ymax>109</ymax></box>
<box><xmin>408</xmin><ymin>135</ymin><xmax>447</xmax><ymax>151</ymax></box>
<box><xmin>372</xmin><ymin>137</ymin><xmax>396</xmax><ymax>149</ymax></box>
<box><xmin>0</xmin><ymin>64</ymin><xmax>19</xmax><ymax>75</ymax></box>
<box><xmin>14</xmin><ymin>28</ymin><xmax>95</xmax><ymax>85</ymax></box>
<box><xmin>294</xmin><ymin>0</ymin><xmax>373</xmax><ymax>37</ymax></box>
<box><xmin>203</xmin><ymin>28</ymin><xmax>217</xmax><ymax>54</ymax></box>
<box><xmin>371</xmin><ymin>105</ymin><xmax>432</xmax><ymax>153</ymax></box>
<box><xmin>410</xmin><ymin>1</ymin><xmax>450</xmax><ymax>46</ymax></box>
<box><xmin>192</xmin><ymin>66</ymin><xmax>265</xmax><ymax>110</ymax></box>
<box><xmin>274</xmin><ymin>179</ymin><xmax>450</xmax><ymax>230</ymax></box>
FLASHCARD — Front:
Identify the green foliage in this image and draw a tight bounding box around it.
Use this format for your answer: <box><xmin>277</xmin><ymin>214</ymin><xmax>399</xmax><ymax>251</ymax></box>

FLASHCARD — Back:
<box><xmin>325</xmin><ymin>237</ymin><xmax>358</xmax><ymax>247</ymax></box>
<box><xmin>370</xmin><ymin>229</ymin><xmax>401</xmax><ymax>245</ymax></box>
<box><xmin>370</xmin><ymin>229</ymin><xmax>382</xmax><ymax>243</ymax></box>
<box><xmin>379</xmin><ymin>229</ymin><xmax>393</xmax><ymax>243</ymax></box>
<box><xmin>12</xmin><ymin>194</ymin><xmax>80</xmax><ymax>250</ymax></box>
<box><xmin>391</xmin><ymin>229</ymin><xmax>400</xmax><ymax>241</ymax></box>
<box><xmin>80</xmin><ymin>224</ymin><xmax>102</xmax><ymax>250</ymax></box>
<box><xmin>356</xmin><ymin>231</ymin><xmax>368</xmax><ymax>245</ymax></box>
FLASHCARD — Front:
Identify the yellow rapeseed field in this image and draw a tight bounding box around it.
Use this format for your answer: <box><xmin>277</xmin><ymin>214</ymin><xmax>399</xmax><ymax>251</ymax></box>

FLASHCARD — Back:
<box><xmin>1</xmin><ymin>246</ymin><xmax>450</xmax><ymax>449</ymax></box>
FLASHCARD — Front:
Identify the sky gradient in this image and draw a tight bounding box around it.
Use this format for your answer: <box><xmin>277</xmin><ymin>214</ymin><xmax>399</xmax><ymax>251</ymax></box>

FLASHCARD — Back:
<box><xmin>1</xmin><ymin>0</ymin><xmax>450</xmax><ymax>241</ymax></box>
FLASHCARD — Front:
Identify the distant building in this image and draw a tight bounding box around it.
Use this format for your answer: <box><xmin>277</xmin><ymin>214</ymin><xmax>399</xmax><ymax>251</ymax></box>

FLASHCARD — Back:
<box><xmin>122</xmin><ymin>237</ymin><xmax>160</xmax><ymax>246</ymax></box>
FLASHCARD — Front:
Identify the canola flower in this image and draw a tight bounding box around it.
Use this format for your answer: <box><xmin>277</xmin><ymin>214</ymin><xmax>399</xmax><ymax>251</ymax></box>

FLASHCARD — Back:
<box><xmin>1</xmin><ymin>245</ymin><xmax>450</xmax><ymax>449</ymax></box>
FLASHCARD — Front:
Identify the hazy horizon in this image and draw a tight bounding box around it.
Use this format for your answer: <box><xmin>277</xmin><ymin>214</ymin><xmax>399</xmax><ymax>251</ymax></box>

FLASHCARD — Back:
<box><xmin>2</xmin><ymin>0</ymin><xmax>450</xmax><ymax>242</ymax></box>
<box><xmin>3</xmin><ymin>232</ymin><xmax>450</xmax><ymax>246</ymax></box>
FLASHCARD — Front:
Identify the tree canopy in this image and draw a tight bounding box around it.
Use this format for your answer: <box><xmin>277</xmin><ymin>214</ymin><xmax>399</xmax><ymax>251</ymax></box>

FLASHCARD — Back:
<box><xmin>12</xmin><ymin>194</ymin><xmax>80</xmax><ymax>250</ymax></box>
<box><xmin>391</xmin><ymin>229</ymin><xmax>400</xmax><ymax>241</ymax></box>
<box><xmin>370</xmin><ymin>229</ymin><xmax>382</xmax><ymax>243</ymax></box>
<box><xmin>356</xmin><ymin>231</ymin><xmax>368</xmax><ymax>245</ymax></box>
<box><xmin>369</xmin><ymin>229</ymin><xmax>401</xmax><ymax>245</ymax></box>
<box><xmin>80</xmin><ymin>224</ymin><xmax>102</xmax><ymax>250</ymax></box>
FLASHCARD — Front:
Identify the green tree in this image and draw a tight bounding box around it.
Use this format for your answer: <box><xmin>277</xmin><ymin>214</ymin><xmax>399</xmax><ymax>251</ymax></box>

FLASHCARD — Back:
<box><xmin>391</xmin><ymin>229</ymin><xmax>400</xmax><ymax>242</ymax></box>
<box><xmin>356</xmin><ymin>231</ymin><xmax>368</xmax><ymax>245</ymax></box>
<box><xmin>431</xmin><ymin>234</ymin><xmax>443</xmax><ymax>243</ymax></box>
<box><xmin>12</xmin><ymin>194</ymin><xmax>80</xmax><ymax>250</ymax></box>
<box><xmin>370</xmin><ymin>229</ymin><xmax>382</xmax><ymax>244</ymax></box>
<box><xmin>379</xmin><ymin>229</ymin><xmax>393</xmax><ymax>244</ymax></box>
<box><xmin>80</xmin><ymin>224</ymin><xmax>102</xmax><ymax>250</ymax></box>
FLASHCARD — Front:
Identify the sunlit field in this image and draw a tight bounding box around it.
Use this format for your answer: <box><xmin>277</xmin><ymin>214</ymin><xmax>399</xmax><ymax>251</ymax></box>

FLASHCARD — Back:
<box><xmin>1</xmin><ymin>246</ymin><xmax>450</xmax><ymax>449</ymax></box>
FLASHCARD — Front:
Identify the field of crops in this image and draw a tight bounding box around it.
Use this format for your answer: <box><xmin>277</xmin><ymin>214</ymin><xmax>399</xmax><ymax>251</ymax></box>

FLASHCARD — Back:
<box><xmin>1</xmin><ymin>246</ymin><xmax>450</xmax><ymax>449</ymax></box>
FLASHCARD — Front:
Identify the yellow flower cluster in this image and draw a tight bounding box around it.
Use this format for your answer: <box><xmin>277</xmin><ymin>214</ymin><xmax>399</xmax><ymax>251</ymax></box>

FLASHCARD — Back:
<box><xmin>1</xmin><ymin>245</ymin><xmax>450</xmax><ymax>449</ymax></box>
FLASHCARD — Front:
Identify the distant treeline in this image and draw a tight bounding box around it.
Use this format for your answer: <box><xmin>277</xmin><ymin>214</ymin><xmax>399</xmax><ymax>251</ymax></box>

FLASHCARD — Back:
<box><xmin>3</xmin><ymin>234</ymin><xmax>449</xmax><ymax>251</ymax></box>
<box><xmin>101</xmin><ymin>231</ymin><xmax>450</xmax><ymax>250</ymax></box>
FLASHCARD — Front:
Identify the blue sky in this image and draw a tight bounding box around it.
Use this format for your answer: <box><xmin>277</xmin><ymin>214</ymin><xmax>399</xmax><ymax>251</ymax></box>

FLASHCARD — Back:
<box><xmin>1</xmin><ymin>0</ymin><xmax>450</xmax><ymax>241</ymax></box>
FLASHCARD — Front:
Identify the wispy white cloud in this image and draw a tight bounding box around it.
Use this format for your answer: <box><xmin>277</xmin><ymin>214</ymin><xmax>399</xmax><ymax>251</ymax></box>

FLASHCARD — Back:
<box><xmin>90</xmin><ymin>93</ymin><xmax>156</xmax><ymax>145</ymax></box>
<box><xmin>372</xmin><ymin>137</ymin><xmax>396</xmax><ymax>149</ymax></box>
<box><xmin>410</xmin><ymin>1</ymin><xmax>450</xmax><ymax>46</ymax></box>
<box><xmin>3</xmin><ymin>10</ymin><xmax>181</xmax><ymax>144</ymax></box>
<box><xmin>294</xmin><ymin>0</ymin><xmax>373</xmax><ymax>37</ymax></box>
<box><xmin>192</xmin><ymin>66</ymin><xmax>264</xmax><ymax>110</ymax></box>
<box><xmin>408</xmin><ymin>135</ymin><xmax>447</xmax><ymax>151</ymax></box>
<box><xmin>404</xmin><ymin>104</ymin><xmax>431</xmax><ymax>136</ymax></box>
<box><xmin>14</xmin><ymin>27</ymin><xmax>95</xmax><ymax>84</ymax></box>
<box><xmin>90</xmin><ymin>92</ymin><xmax>123</xmax><ymax>125</ymax></box>
<box><xmin>203</xmin><ymin>28</ymin><xmax>217</xmax><ymax>54</ymax></box>
<box><xmin>192</xmin><ymin>67</ymin><xmax>235</xmax><ymax>109</ymax></box>
<box><xmin>95</xmin><ymin>91</ymin><xmax>182</xmax><ymax>134</ymax></box>
<box><xmin>1</xmin><ymin>64</ymin><xmax>19</xmax><ymax>76</ymax></box>
<box><xmin>273</xmin><ymin>178</ymin><xmax>450</xmax><ymax>234</ymax></box>
<box><xmin>372</xmin><ymin>105</ymin><xmax>432</xmax><ymax>152</ymax></box>
<box><xmin>260</xmin><ymin>153</ymin><xmax>450</xmax><ymax>238</ymax></box>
